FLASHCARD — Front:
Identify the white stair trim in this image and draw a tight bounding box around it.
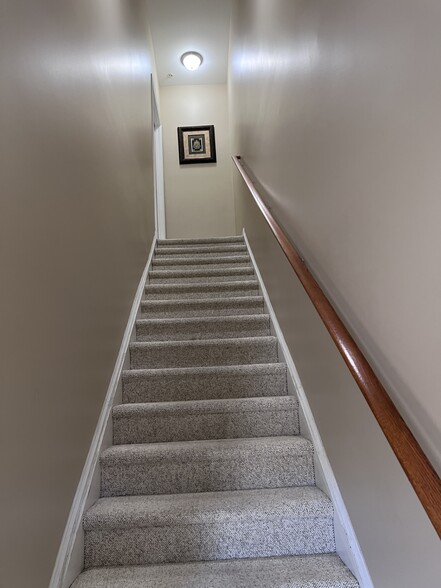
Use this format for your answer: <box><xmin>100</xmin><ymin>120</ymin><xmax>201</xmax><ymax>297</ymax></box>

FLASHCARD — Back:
<box><xmin>242</xmin><ymin>229</ymin><xmax>374</xmax><ymax>588</ymax></box>
<box><xmin>49</xmin><ymin>236</ymin><xmax>157</xmax><ymax>588</ymax></box>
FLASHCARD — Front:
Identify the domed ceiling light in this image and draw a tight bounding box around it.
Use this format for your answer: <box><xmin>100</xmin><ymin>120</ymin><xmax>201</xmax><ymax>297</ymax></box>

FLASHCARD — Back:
<box><xmin>181</xmin><ymin>51</ymin><xmax>203</xmax><ymax>71</ymax></box>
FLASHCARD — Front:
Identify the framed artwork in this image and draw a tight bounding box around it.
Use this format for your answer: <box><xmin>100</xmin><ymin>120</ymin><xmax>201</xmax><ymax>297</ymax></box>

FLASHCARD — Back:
<box><xmin>177</xmin><ymin>125</ymin><xmax>217</xmax><ymax>164</ymax></box>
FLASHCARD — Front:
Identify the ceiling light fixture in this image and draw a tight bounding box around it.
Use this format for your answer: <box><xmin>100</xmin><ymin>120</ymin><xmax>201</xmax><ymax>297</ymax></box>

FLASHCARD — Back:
<box><xmin>181</xmin><ymin>51</ymin><xmax>203</xmax><ymax>71</ymax></box>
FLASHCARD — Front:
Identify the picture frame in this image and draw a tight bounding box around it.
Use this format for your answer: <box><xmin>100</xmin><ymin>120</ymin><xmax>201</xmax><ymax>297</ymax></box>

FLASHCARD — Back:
<box><xmin>177</xmin><ymin>125</ymin><xmax>217</xmax><ymax>165</ymax></box>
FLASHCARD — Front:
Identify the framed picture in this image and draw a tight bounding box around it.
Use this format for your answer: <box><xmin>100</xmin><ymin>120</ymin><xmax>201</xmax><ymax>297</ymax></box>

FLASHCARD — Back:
<box><xmin>177</xmin><ymin>125</ymin><xmax>217</xmax><ymax>164</ymax></box>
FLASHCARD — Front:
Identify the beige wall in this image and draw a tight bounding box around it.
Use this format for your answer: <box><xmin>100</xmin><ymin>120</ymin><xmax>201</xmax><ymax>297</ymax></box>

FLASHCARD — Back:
<box><xmin>160</xmin><ymin>84</ymin><xmax>235</xmax><ymax>238</ymax></box>
<box><xmin>230</xmin><ymin>0</ymin><xmax>441</xmax><ymax>585</ymax></box>
<box><xmin>230</xmin><ymin>0</ymin><xmax>441</xmax><ymax>473</ymax></box>
<box><xmin>0</xmin><ymin>2</ymin><xmax>156</xmax><ymax>587</ymax></box>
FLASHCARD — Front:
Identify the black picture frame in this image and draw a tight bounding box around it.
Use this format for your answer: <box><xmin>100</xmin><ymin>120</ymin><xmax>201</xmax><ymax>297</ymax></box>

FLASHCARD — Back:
<box><xmin>177</xmin><ymin>125</ymin><xmax>217</xmax><ymax>165</ymax></box>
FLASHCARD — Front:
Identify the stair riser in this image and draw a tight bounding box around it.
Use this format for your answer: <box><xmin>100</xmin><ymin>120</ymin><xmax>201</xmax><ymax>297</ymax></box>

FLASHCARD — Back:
<box><xmin>84</xmin><ymin>518</ymin><xmax>335</xmax><ymax>567</ymax></box>
<box><xmin>152</xmin><ymin>256</ymin><xmax>251</xmax><ymax>268</ymax></box>
<box><xmin>130</xmin><ymin>340</ymin><xmax>278</xmax><ymax>369</ymax></box>
<box><xmin>152</xmin><ymin>263</ymin><xmax>252</xmax><ymax>272</ymax></box>
<box><xmin>144</xmin><ymin>286</ymin><xmax>259</xmax><ymax>300</ymax></box>
<box><xmin>113</xmin><ymin>407</ymin><xmax>299</xmax><ymax>444</ymax></box>
<box><xmin>154</xmin><ymin>248</ymin><xmax>248</xmax><ymax>258</ymax></box>
<box><xmin>136</xmin><ymin>317</ymin><xmax>270</xmax><ymax>341</ymax></box>
<box><xmin>73</xmin><ymin>555</ymin><xmax>360</xmax><ymax>588</ymax></box>
<box><xmin>141</xmin><ymin>302</ymin><xmax>264</xmax><ymax>319</ymax></box>
<box><xmin>156</xmin><ymin>244</ymin><xmax>247</xmax><ymax>252</ymax></box>
<box><xmin>101</xmin><ymin>449</ymin><xmax>313</xmax><ymax>497</ymax></box>
<box><xmin>122</xmin><ymin>365</ymin><xmax>288</xmax><ymax>403</ymax></box>
<box><xmin>149</xmin><ymin>270</ymin><xmax>255</xmax><ymax>284</ymax></box>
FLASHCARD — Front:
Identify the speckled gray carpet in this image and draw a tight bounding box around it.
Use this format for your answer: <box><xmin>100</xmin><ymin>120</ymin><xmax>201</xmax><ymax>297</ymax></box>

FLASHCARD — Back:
<box><xmin>72</xmin><ymin>236</ymin><xmax>359</xmax><ymax>587</ymax></box>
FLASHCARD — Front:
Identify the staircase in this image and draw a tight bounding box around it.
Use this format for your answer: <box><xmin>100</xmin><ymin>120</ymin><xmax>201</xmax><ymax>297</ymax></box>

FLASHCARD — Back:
<box><xmin>72</xmin><ymin>236</ymin><xmax>359</xmax><ymax>587</ymax></box>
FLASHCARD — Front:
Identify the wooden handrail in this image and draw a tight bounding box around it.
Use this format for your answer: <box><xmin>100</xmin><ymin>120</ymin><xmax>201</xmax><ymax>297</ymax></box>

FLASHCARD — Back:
<box><xmin>233</xmin><ymin>155</ymin><xmax>441</xmax><ymax>538</ymax></box>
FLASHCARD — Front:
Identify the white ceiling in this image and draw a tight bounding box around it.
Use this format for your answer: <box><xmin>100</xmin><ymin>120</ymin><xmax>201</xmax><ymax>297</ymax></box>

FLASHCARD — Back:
<box><xmin>148</xmin><ymin>0</ymin><xmax>232</xmax><ymax>86</ymax></box>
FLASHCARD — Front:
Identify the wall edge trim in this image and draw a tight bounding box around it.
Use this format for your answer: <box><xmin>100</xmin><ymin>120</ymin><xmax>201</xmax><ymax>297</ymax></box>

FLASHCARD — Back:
<box><xmin>243</xmin><ymin>228</ymin><xmax>374</xmax><ymax>588</ymax></box>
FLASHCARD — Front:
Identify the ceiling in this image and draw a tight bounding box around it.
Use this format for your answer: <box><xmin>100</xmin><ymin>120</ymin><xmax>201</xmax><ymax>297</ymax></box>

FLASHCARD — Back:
<box><xmin>148</xmin><ymin>0</ymin><xmax>232</xmax><ymax>86</ymax></box>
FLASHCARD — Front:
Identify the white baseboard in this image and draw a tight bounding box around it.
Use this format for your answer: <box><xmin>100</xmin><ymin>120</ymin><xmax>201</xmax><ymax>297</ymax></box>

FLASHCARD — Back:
<box><xmin>243</xmin><ymin>229</ymin><xmax>374</xmax><ymax>588</ymax></box>
<box><xmin>49</xmin><ymin>236</ymin><xmax>157</xmax><ymax>588</ymax></box>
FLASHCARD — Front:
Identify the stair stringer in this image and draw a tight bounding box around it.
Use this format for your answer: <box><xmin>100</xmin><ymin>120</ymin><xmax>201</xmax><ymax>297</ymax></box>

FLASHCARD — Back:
<box><xmin>49</xmin><ymin>236</ymin><xmax>157</xmax><ymax>588</ymax></box>
<box><xmin>243</xmin><ymin>229</ymin><xmax>374</xmax><ymax>588</ymax></box>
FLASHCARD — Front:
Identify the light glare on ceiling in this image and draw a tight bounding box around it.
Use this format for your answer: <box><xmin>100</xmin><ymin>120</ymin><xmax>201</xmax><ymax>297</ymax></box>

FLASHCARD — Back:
<box><xmin>181</xmin><ymin>51</ymin><xmax>203</xmax><ymax>71</ymax></box>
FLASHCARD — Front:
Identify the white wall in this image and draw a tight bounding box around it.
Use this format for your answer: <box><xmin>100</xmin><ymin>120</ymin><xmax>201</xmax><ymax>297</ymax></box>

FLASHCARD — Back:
<box><xmin>160</xmin><ymin>84</ymin><xmax>235</xmax><ymax>238</ymax></box>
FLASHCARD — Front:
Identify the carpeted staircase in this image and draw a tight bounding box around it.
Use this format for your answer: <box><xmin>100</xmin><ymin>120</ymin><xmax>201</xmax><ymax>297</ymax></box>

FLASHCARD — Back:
<box><xmin>72</xmin><ymin>236</ymin><xmax>359</xmax><ymax>587</ymax></box>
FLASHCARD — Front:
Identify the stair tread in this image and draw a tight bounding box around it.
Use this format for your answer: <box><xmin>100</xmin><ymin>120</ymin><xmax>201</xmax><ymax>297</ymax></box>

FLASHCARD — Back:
<box><xmin>149</xmin><ymin>269</ymin><xmax>255</xmax><ymax>284</ymax></box>
<box><xmin>155</xmin><ymin>251</ymin><xmax>247</xmax><ymax>257</ymax></box>
<box><xmin>144</xmin><ymin>282</ymin><xmax>260</xmax><ymax>300</ymax></box>
<box><xmin>141</xmin><ymin>296</ymin><xmax>263</xmax><ymax>308</ymax></box>
<box><xmin>72</xmin><ymin>554</ymin><xmax>358</xmax><ymax>588</ymax></box>
<box><xmin>122</xmin><ymin>363</ymin><xmax>288</xmax><ymax>403</ymax></box>
<box><xmin>84</xmin><ymin>486</ymin><xmax>332</xmax><ymax>530</ymax></box>
<box><xmin>114</xmin><ymin>395</ymin><xmax>296</xmax><ymax>415</ymax></box>
<box><xmin>135</xmin><ymin>314</ymin><xmax>270</xmax><ymax>340</ymax></box>
<box><xmin>136</xmin><ymin>314</ymin><xmax>269</xmax><ymax>326</ymax></box>
<box><xmin>144</xmin><ymin>280</ymin><xmax>259</xmax><ymax>292</ymax></box>
<box><xmin>157</xmin><ymin>236</ymin><xmax>244</xmax><ymax>245</ymax></box>
<box><xmin>155</xmin><ymin>244</ymin><xmax>248</xmax><ymax>255</ymax></box>
<box><xmin>113</xmin><ymin>396</ymin><xmax>299</xmax><ymax>444</ymax></box>
<box><xmin>101</xmin><ymin>435</ymin><xmax>313</xmax><ymax>496</ymax></box>
<box><xmin>140</xmin><ymin>296</ymin><xmax>265</xmax><ymax>318</ymax></box>
<box><xmin>101</xmin><ymin>435</ymin><xmax>311</xmax><ymax>465</ymax></box>
<box><xmin>130</xmin><ymin>335</ymin><xmax>277</xmax><ymax>350</ymax></box>
<box><xmin>152</xmin><ymin>263</ymin><xmax>253</xmax><ymax>272</ymax></box>
<box><xmin>129</xmin><ymin>336</ymin><xmax>278</xmax><ymax>368</ymax></box>
<box><xmin>136</xmin><ymin>313</ymin><xmax>271</xmax><ymax>342</ymax></box>
<box><xmin>149</xmin><ymin>266</ymin><xmax>254</xmax><ymax>277</ymax></box>
<box><xmin>123</xmin><ymin>363</ymin><xmax>286</xmax><ymax>378</ymax></box>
